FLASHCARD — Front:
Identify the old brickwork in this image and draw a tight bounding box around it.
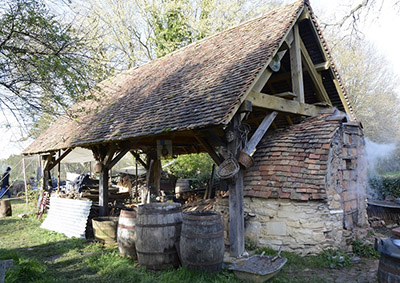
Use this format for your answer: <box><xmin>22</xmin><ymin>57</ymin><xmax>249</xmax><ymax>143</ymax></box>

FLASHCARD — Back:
<box><xmin>215</xmin><ymin>111</ymin><xmax>368</xmax><ymax>254</ymax></box>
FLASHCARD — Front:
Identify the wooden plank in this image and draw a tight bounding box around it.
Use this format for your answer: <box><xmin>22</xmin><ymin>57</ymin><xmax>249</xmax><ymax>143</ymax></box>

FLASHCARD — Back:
<box><xmin>243</xmin><ymin>111</ymin><xmax>277</xmax><ymax>155</ymax></box>
<box><xmin>227</xmin><ymin>113</ymin><xmax>245</xmax><ymax>257</ymax></box>
<box><xmin>299</xmin><ymin>38</ymin><xmax>332</xmax><ymax>105</ymax></box>
<box><xmin>290</xmin><ymin>24</ymin><xmax>304</xmax><ymax>103</ymax></box>
<box><xmin>247</xmin><ymin>90</ymin><xmax>326</xmax><ymax>116</ymax></box>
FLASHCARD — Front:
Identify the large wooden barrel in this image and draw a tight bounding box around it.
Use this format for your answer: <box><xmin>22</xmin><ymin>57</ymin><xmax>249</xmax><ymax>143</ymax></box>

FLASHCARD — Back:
<box><xmin>376</xmin><ymin>238</ymin><xmax>400</xmax><ymax>283</ymax></box>
<box><xmin>118</xmin><ymin>209</ymin><xmax>137</xmax><ymax>259</ymax></box>
<box><xmin>92</xmin><ymin>216</ymin><xmax>118</xmax><ymax>244</ymax></box>
<box><xmin>0</xmin><ymin>199</ymin><xmax>11</xmax><ymax>218</ymax></box>
<box><xmin>180</xmin><ymin>210</ymin><xmax>224</xmax><ymax>273</ymax></box>
<box><xmin>135</xmin><ymin>203</ymin><xmax>182</xmax><ymax>270</ymax></box>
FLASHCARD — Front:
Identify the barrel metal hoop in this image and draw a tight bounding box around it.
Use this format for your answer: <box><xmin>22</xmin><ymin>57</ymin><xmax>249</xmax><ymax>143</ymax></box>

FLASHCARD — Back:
<box><xmin>136</xmin><ymin>249</ymin><xmax>177</xmax><ymax>255</ymax></box>
<box><xmin>181</xmin><ymin>231</ymin><xmax>224</xmax><ymax>239</ymax></box>
<box><xmin>136</xmin><ymin>221</ymin><xmax>182</xmax><ymax>228</ymax></box>
<box><xmin>139</xmin><ymin>209</ymin><xmax>181</xmax><ymax>215</ymax></box>
<box><xmin>183</xmin><ymin>214</ymin><xmax>221</xmax><ymax>222</ymax></box>
<box><xmin>380</xmin><ymin>262</ymin><xmax>400</xmax><ymax>275</ymax></box>
<box><xmin>183</xmin><ymin>259</ymin><xmax>222</xmax><ymax>266</ymax></box>
<box><xmin>118</xmin><ymin>224</ymin><xmax>135</xmax><ymax>229</ymax></box>
<box><xmin>182</xmin><ymin>220</ymin><xmax>221</xmax><ymax>226</ymax></box>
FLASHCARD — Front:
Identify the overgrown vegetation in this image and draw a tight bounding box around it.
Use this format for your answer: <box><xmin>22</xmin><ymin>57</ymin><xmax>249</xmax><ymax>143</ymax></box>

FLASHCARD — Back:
<box><xmin>352</xmin><ymin>240</ymin><xmax>380</xmax><ymax>259</ymax></box>
<box><xmin>168</xmin><ymin>153</ymin><xmax>215</xmax><ymax>190</ymax></box>
<box><xmin>368</xmin><ymin>173</ymin><xmax>400</xmax><ymax>199</ymax></box>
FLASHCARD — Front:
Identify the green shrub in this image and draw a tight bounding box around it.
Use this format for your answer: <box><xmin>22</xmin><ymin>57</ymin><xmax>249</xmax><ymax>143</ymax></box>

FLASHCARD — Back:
<box><xmin>368</xmin><ymin>174</ymin><xmax>400</xmax><ymax>199</ymax></box>
<box><xmin>352</xmin><ymin>240</ymin><xmax>380</xmax><ymax>259</ymax></box>
<box><xmin>321</xmin><ymin>249</ymin><xmax>353</xmax><ymax>269</ymax></box>
<box><xmin>168</xmin><ymin>153</ymin><xmax>215</xmax><ymax>190</ymax></box>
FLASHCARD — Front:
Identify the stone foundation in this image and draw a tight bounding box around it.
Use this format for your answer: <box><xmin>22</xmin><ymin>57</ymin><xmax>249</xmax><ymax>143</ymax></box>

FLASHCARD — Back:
<box><xmin>214</xmin><ymin>197</ymin><xmax>367</xmax><ymax>255</ymax></box>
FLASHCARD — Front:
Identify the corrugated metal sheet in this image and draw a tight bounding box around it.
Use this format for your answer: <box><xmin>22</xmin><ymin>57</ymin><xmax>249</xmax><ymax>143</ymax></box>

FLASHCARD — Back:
<box><xmin>41</xmin><ymin>197</ymin><xmax>92</xmax><ymax>238</ymax></box>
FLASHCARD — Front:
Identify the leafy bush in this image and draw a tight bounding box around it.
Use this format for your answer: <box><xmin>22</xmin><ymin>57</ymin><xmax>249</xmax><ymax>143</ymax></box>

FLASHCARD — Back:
<box><xmin>168</xmin><ymin>153</ymin><xmax>215</xmax><ymax>190</ymax></box>
<box><xmin>321</xmin><ymin>249</ymin><xmax>353</xmax><ymax>269</ymax></box>
<box><xmin>352</xmin><ymin>240</ymin><xmax>379</xmax><ymax>259</ymax></box>
<box><xmin>368</xmin><ymin>173</ymin><xmax>400</xmax><ymax>199</ymax></box>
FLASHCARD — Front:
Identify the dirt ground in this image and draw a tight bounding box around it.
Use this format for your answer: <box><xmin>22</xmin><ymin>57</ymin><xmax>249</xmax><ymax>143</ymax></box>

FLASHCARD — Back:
<box><xmin>292</xmin><ymin>258</ymin><xmax>379</xmax><ymax>282</ymax></box>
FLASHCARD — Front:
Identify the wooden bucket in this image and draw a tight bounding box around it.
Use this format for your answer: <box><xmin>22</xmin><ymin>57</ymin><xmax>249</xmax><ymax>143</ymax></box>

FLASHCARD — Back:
<box><xmin>92</xmin><ymin>216</ymin><xmax>118</xmax><ymax>244</ymax></box>
<box><xmin>117</xmin><ymin>209</ymin><xmax>137</xmax><ymax>259</ymax></box>
<box><xmin>135</xmin><ymin>203</ymin><xmax>182</xmax><ymax>270</ymax></box>
<box><xmin>180</xmin><ymin>210</ymin><xmax>224</xmax><ymax>273</ymax></box>
<box><xmin>0</xmin><ymin>199</ymin><xmax>11</xmax><ymax>218</ymax></box>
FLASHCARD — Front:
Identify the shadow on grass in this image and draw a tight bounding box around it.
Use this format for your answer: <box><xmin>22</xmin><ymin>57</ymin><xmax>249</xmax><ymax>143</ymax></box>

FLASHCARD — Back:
<box><xmin>0</xmin><ymin>218</ymin><xmax>19</xmax><ymax>225</ymax></box>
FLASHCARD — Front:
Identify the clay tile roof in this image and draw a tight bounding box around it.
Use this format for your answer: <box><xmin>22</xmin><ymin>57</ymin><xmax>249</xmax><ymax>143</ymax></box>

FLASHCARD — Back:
<box><xmin>244</xmin><ymin>113</ymin><xmax>342</xmax><ymax>201</ymax></box>
<box><xmin>23</xmin><ymin>1</ymin><xmax>306</xmax><ymax>154</ymax></box>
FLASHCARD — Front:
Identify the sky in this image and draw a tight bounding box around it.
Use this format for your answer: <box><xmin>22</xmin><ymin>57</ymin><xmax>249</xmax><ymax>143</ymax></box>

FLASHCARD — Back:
<box><xmin>1</xmin><ymin>0</ymin><xmax>399</xmax><ymax>160</ymax></box>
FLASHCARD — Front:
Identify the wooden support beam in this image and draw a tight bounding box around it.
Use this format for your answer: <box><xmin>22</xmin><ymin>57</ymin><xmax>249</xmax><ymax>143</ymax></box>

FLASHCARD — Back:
<box><xmin>99</xmin><ymin>168</ymin><xmax>109</xmax><ymax>216</ymax></box>
<box><xmin>194</xmin><ymin>134</ymin><xmax>223</xmax><ymax>166</ymax></box>
<box><xmin>227</xmin><ymin>113</ymin><xmax>245</xmax><ymax>257</ymax></box>
<box><xmin>243</xmin><ymin>111</ymin><xmax>277</xmax><ymax>155</ymax></box>
<box><xmin>130</xmin><ymin>151</ymin><xmax>148</xmax><ymax>169</ymax></box>
<box><xmin>299</xmin><ymin>38</ymin><xmax>332</xmax><ymax>105</ymax></box>
<box><xmin>286</xmin><ymin>115</ymin><xmax>294</xmax><ymax>125</ymax></box>
<box><xmin>252</xmin><ymin>47</ymin><xmax>290</xmax><ymax>92</ymax></box>
<box><xmin>315</xmin><ymin>61</ymin><xmax>330</xmax><ymax>71</ymax></box>
<box><xmin>22</xmin><ymin>158</ymin><xmax>28</xmax><ymax>204</ymax></box>
<box><xmin>47</xmin><ymin>148</ymin><xmax>73</xmax><ymax>171</ymax></box>
<box><xmin>290</xmin><ymin>24</ymin><xmax>304</xmax><ymax>103</ymax></box>
<box><xmin>107</xmin><ymin>142</ymin><xmax>137</xmax><ymax>169</ymax></box>
<box><xmin>247</xmin><ymin>91</ymin><xmax>326</xmax><ymax>116</ymax></box>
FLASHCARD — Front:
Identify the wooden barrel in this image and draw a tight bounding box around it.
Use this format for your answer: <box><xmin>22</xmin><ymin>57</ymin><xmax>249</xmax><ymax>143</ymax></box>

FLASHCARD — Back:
<box><xmin>376</xmin><ymin>238</ymin><xmax>400</xmax><ymax>283</ymax></box>
<box><xmin>0</xmin><ymin>199</ymin><xmax>12</xmax><ymax>218</ymax></box>
<box><xmin>135</xmin><ymin>203</ymin><xmax>182</xmax><ymax>270</ymax></box>
<box><xmin>378</xmin><ymin>253</ymin><xmax>400</xmax><ymax>282</ymax></box>
<box><xmin>175</xmin><ymin>179</ymin><xmax>190</xmax><ymax>194</ymax></box>
<box><xmin>92</xmin><ymin>216</ymin><xmax>118</xmax><ymax>244</ymax></box>
<box><xmin>180</xmin><ymin>210</ymin><xmax>224</xmax><ymax>273</ymax></box>
<box><xmin>117</xmin><ymin>209</ymin><xmax>137</xmax><ymax>259</ymax></box>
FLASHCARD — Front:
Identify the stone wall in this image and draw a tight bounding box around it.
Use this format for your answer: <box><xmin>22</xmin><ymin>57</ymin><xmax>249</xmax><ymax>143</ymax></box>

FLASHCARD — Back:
<box><xmin>215</xmin><ymin>197</ymin><xmax>346</xmax><ymax>255</ymax></box>
<box><xmin>213</xmin><ymin>118</ymin><xmax>369</xmax><ymax>255</ymax></box>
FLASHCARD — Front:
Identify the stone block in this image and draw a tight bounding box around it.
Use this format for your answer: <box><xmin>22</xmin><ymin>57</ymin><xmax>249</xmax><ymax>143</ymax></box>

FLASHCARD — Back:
<box><xmin>266</xmin><ymin>222</ymin><xmax>287</xmax><ymax>235</ymax></box>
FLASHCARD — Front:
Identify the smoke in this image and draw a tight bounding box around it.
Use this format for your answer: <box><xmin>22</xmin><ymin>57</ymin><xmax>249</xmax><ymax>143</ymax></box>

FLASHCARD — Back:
<box><xmin>364</xmin><ymin>139</ymin><xmax>398</xmax><ymax>199</ymax></box>
<box><xmin>365</xmin><ymin>139</ymin><xmax>397</xmax><ymax>175</ymax></box>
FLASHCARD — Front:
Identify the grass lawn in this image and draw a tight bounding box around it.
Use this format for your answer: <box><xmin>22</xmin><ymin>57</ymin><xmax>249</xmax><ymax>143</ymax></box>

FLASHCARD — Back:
<box><xmin>0</xmin><ymin>200</ymin><xmax>379</xmax><ymax>282</ymax></box>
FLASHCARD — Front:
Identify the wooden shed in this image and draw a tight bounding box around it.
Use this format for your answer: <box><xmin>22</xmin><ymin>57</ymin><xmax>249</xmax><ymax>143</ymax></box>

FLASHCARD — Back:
<box><xmin>24</xmin><ymin>0</ymin><xmax>362</xmax><ymax>257</ymax></box>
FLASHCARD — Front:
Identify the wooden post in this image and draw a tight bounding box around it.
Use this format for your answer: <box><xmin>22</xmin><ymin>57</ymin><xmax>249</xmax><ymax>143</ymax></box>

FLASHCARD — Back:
<box><xmin>99</xmin><ymin>166</ymin><xmax>109</xmax><ymax>216</ymax></box>
<box><xmin>227</xmin><ymin>114</ymin><xmax>245</xmax><ymax>257</ymax></box>
<box><xmin>57</xmin><ymin>150</ymin><xmax>61</xmax><ymax>192</ymax></box>
<box><xmin>154</xmin><ymin>157</ymin><xmax>161</xmax><ymax>197</ymax></box>
<box><xmin>22</xmin><ymin>158</ymin><xmax>28</xmax><ymax>205</ymax></box>
<box><xmin>135</xmin><ymin>156</ymin><xmax>138</xmax><ymax>204</ymax></box>
<box><xmin>290</xmin><ymin>24</ymin><xmax>304</xmax><ymax>103</ymax></box>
